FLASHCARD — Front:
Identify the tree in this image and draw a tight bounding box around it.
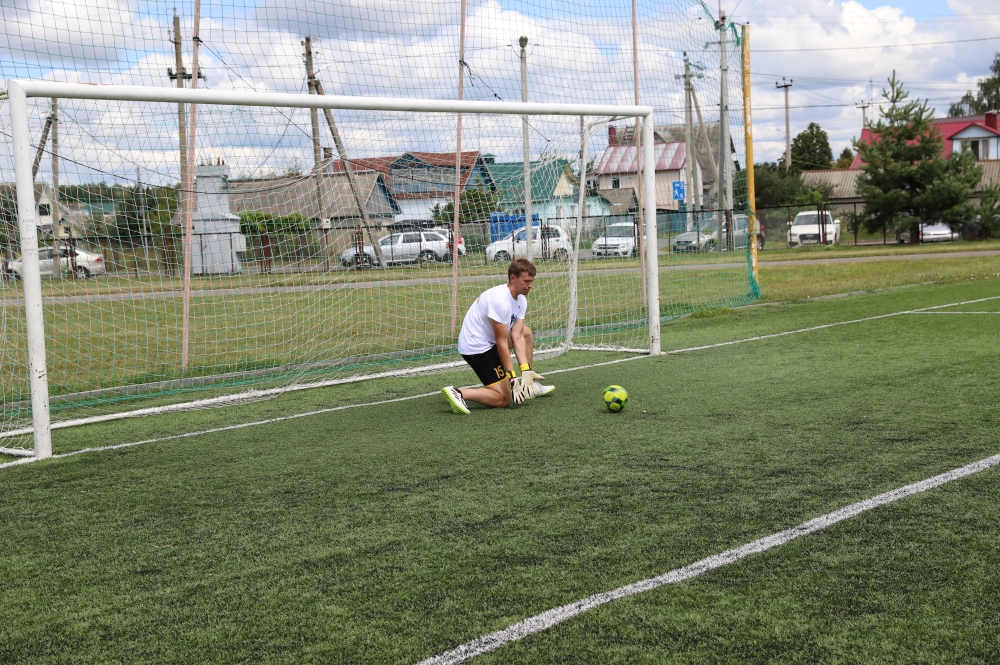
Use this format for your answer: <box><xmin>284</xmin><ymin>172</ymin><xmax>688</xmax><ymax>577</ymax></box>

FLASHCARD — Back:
<box><xmin>853</xmin><ymin>72</ymin><xmax>982</xmax><ymax>243</ymax></box>
<box><xmin>432</xmin><ymin>187</ymin><xmax>502</xmax><ymax>224</ymax></box>
<box><xmin>948</xmin><ymin>51</ymin><xmax>1000</xmax><ymax>117</ymax></box>
<box><xmin>791</xmin><ymin>122</ymin><xmax>834</xmax><ymax>171</ymax></box>
<box><xmin>975</xmin><ymin>183</ymin><xmax>1000</xmax><ymax>238</ymax></box>
<box><xmin>753</xmin><ymin>162</ymin><xmax>830</xmax><ymax>210</ymax></box>
<box><xmin>834</xmin><ymin>147</ymin><xmax>854</xmax><ymax>169</ymax></box>
<box><xmin>239</xmin><ymin>211</ymin><xmax>311</xmax><ymax>273</ymax></box>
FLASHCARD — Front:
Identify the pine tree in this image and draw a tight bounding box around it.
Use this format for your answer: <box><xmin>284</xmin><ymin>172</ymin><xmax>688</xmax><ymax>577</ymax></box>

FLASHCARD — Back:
<box><xmin>790</xmin><ymin>122</ymin><xmax>833</xmax><ymax>170</ymax></box>
<box><xmin>854</xmin><ymin>72</ymin><xmax>982</xmax><ymax>243</ymax></box>
<box><xmin>834</xmin><ymin>147</ymin><xmax>854</xmax><ymax>169</ymax></box>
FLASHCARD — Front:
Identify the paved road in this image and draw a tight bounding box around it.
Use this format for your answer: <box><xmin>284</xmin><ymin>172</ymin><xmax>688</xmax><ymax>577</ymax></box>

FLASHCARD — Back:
<box><xmin>3</xmin><ymin>249</ymin><xmax>999</xmax><ymax>307</ymax></box>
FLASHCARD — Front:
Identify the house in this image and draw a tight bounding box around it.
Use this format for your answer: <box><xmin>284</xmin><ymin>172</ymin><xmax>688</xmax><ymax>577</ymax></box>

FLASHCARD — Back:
<box><xmin>593</xmin><ymin>137</ymin><xmax>693</xmax><ymax>211</ymax></box>
<box><xmin>331</xmin><ymin>151</ymin><xmax>496</xmax><ymax>222</ymax></box>
<box><xmin>487</xmin><ymin>158</ymin><xmax>611</xmax><ymax>230</ymax></box>
<box><xmin>612</xmin><ymin>122</ymin><xmax>721</xmax><ymax>201</ymax></box>
<box><xmin>850</xmin><ymin>110</ymin><xmax>1000</xmax><ymax>167</ymax></box>
<box><xmin>805</xmin><ymin>110</ymin><xmax>1000</xmax><ymax>214</ymax></box>
<box><xmin>229</xmin><ymin>169</ymin><xmax>400</xmax><ymax>229</ymax></box>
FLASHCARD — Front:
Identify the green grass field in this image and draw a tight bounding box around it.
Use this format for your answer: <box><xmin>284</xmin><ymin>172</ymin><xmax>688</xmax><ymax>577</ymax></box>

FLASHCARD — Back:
<box><xmin>2</xmin><ymin>277</ymin><xmax>1000</xmax><ymax>663</ymax></box>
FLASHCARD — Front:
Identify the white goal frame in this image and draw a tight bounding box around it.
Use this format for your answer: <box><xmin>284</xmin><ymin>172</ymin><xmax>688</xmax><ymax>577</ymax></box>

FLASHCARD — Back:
<box><xmin>4</xmin><ymin>79</ymin><xmax>660</xmax><ymax>459</ymax></box>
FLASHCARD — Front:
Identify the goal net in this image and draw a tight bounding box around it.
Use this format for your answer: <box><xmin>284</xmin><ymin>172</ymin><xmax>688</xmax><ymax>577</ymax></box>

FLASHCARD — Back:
<box><xmin>0</xmin><ymin>0</ymin><xmax>759</xmax><ymax>456</ymax></box>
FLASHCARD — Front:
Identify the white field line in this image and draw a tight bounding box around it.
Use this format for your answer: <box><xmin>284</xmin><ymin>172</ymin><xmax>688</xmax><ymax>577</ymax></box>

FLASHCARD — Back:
<box><xmin>904</xmin><ymin>311</ymin><xmax>1000</xmax><ymax>314</ymax></box>
<box><xmin>4</xmin><ymin>293</ymin><xmax>999</xmax><ymax>470</ymax></box>
<box><xmin>0</xmin><ymin>392</ymin><xmax>440</xmax><ymax>469</ymax></box>
<box><xmin>416</xmin><ymin>451</ymin><xmax>1000</xmax><ymax>665</ymax></box>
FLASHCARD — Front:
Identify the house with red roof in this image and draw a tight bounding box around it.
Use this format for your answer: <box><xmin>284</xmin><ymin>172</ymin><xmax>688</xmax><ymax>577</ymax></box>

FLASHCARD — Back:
<box><xmin>849</xmin><ymin>111</ymin><xmax>1000</xmax><ymax>168</ymax></box>
<box><xmin>801</xmin><ymin>111</ymin><xmax>1000</xmax><ymax>218</ymax></box>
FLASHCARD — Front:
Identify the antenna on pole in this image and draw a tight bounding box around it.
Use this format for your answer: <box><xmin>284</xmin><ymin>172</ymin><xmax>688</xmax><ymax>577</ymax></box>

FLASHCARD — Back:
<box><xmin>856</xmin><ymin>100</ymin><xmax>871</xmax><ymax>128</ymax></box>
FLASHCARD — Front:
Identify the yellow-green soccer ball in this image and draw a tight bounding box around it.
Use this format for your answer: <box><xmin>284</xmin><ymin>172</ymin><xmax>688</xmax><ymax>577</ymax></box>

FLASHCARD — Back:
<box><xmin>603</xmin><ymin>385</ymin><xmax>628</xmax><ymax>412</ymax></box>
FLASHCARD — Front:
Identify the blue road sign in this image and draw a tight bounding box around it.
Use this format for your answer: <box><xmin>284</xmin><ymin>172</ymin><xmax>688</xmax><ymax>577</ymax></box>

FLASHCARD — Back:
<box><xmin>672</xmin><ymin>180</ymin><xmax>686</xmax><ymax>201</ymax></box>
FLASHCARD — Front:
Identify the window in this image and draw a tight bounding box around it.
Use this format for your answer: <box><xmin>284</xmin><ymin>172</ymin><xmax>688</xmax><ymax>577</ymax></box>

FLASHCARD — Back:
<box><xmin>423</xmin><ymin>232</ymin><xmax>446</xmax><ymax>243</ymax></box>
<box><xmin>611</xmin><ymin>177</ymin><xmax>620</xmax><ymax>189</ymax></box>
<box><xmin>961</xmin><ymin>139</ymin><xmax>991</xmax><ymax>160</ymax></box>
<box><xmin>379</xmin><ymin>235</ymin><xmax>398</xmax><ymax>247</ymax></box>
<box><xmin>542</xmin><ymin>226</ymin><xmax>561</xmax><ymax>239</ymax></box>
<box><xmin>401</xmin><ymin>233</ymin><xmax>421</xmax><ymax>244</ymax></box>
<box><xmin>38</xmin><ymin>204</ymin><xmax>51</xmax><ymax>216</ymax></box>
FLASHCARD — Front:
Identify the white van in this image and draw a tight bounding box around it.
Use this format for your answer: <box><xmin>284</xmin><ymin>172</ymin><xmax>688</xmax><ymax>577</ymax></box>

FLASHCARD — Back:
<box><xmin>592</xmin><ymin>222</ymin><xmax>638</xmax><ymax>258</ymax></box>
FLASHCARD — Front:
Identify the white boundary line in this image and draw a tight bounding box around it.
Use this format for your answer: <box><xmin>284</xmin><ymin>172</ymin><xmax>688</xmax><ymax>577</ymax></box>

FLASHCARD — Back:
<box><xmin>904</xmin><ymin>311</ymin><xmax>1000</xmax><ymax>314</ymax></box>
<box><xmin>4</xmin><ymin>293</ymin><xmax>998</xmax><ymax>469</ymax></box>
<box><xmin>416</xmin><ymin>451</ymin><xmax>1000</xmax><ymax>665</ymax></box>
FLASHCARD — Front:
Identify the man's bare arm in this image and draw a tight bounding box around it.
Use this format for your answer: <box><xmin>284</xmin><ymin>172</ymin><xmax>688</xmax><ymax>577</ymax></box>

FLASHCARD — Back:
<box><xmin>492</xmin><ymin>319</ymin><xmax>514</xmax><ymax>376</ymax></box>
<box><xmin>509</xmin><ymin>318</ymin><xmax>528</xmax><ymax>369</ymax></box>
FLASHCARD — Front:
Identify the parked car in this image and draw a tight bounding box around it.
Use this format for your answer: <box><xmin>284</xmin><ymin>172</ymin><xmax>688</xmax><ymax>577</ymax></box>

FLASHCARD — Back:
<box><xmin>671</xmin><ymin>222</ymin><xmax>717</xmax><ymax>252</ymax></box>
<box><xmin>896</xmin><ymin>223</ymin><xmax>958</xmax><ymax>244</ymax></box>
<box><xmin>485</xmin><ymin>225</ymin><xmax>572</xmax><ymax>262</ymax></box>
<box><xmin>340</xmin><ymin>230</ymin><xmax>451</xmax><ymax>268</ymax></box>
<box><xmin>671</xmin><ymin>214</ymin><xmax>756</xmax><ymax>252</ymax></box>
<box><xmin>9</xmin><ymin>246</ymin><xmax>106</xmax><ymax>279</ymax></box>
<box><xmin>430</xmin><ymin>227</ymin><xmax>466</xmax><ymax>256</ymax></box>
<box><xmin>592</xmin><ymin>222</ymin><xmax>639</xmax><ymax>258</ymax></box>
<box><xmin>787</xmin><ymin>211</ymin><xmax>840</xmax><ymax>246</ymax></box>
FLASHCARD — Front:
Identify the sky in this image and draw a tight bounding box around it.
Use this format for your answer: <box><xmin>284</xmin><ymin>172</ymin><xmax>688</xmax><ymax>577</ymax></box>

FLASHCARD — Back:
<box><xmin>0</xmin><ymin>0</ymin><xmax>998</xmax><ymax>183</ymax></box>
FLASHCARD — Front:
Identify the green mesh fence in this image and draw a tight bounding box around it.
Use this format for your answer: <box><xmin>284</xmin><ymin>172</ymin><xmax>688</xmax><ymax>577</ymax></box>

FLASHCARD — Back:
<box><xmin>0</xmin><ymin>0</ymin><xmax>757</xmax><ymax>450</ymax></box>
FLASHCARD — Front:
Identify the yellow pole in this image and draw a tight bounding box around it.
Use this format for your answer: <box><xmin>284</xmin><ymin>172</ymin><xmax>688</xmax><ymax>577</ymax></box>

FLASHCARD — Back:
<box><xmin>742</xmin><ymin>24</ymin><xmax>759</xmax><ymax>282</ymax></box>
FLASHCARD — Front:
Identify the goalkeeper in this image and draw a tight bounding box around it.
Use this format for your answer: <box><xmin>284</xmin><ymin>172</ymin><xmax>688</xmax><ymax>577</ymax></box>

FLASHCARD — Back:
<box><xmin>442</xmin><ymin>258</ymin><xmax>554</xmax><ymax>414</ymax></box>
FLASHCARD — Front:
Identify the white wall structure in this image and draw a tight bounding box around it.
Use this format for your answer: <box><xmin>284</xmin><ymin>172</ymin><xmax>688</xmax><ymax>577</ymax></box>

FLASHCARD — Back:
<box><xmin>191</xmin><ymin>160</ymin><xmax>247</xmax><ymax>275</ymax></box>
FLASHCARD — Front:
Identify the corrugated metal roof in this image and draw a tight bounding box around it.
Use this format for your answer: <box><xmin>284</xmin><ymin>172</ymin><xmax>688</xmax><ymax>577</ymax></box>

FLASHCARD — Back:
<box><xmin>228</xmin><ymin>171</ymin><xmax>398</xmax><ymax>220</ymax></box>
<box><xmin>488</xmin><ymin>159</ymin><xmax>572</xmax><ymax>205</ymax></box>
<box><xmin>803</xmin><ymin>160</ymin><xmax>1000</xmax><ymax>202</ymax></box>
<box><xmin>800</xmin><ymin>169</ymin><xmax>860</xmax><ymax>200</ymax></box>
<box><xmin>594</xmin><ymin>142</ymin><xmax>686</xmax><ymax>175</ymax></box>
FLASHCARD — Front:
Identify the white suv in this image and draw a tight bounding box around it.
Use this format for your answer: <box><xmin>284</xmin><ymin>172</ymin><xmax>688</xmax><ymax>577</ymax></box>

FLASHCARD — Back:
<box><xmin>486</xmin><ymin>225</ymin><xmax>572</xmax><ymax>262</ymax></box>
<box><xmin>9</xmin><ymin>246</ymin><xmax>106</xmax><ymax>279</ymax></box>
<box><xmin>788</xmin><ymin>211</ymin><xmax>840</xmax><ymax>246</ymax></box>
<box><xmin>340</xmin><ymin>230</ymin><xmax>451</xmax><ymax>267</ymax></box>
<box><xmin>592</xmin><ymin>222</ymin><xmax>638</xmax><ymax>258</ymax></box>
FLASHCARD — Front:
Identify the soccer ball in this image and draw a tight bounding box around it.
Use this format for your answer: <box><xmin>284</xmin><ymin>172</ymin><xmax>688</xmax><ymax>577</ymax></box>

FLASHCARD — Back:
<box><xmin>603</xmin><ymin>385</ymin><xmax>628</xmax><ymax>412</ymax></box>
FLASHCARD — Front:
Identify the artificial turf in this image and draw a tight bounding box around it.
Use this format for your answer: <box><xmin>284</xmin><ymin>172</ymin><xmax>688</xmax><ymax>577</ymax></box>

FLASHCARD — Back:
<box><xmin>1</xmin><ymin>279</ymin><xmax>999</xmax><ymax>663</ymax></box>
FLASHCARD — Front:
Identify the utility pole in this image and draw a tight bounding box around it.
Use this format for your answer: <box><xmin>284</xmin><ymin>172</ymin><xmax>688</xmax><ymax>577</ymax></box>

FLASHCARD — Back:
<box><xmin>632</xmin><ymin>0</ymin><xmax>645</xmax><ymax>299</ymax></box>
<box><xmin>856</xmin><ymin>100</ymin><xmax>871</xmax><ymax>128</ymax></box>
<box><xmin>51</xmin><ymin>98</ymin><xmax>61</xmax><ymax>277</ymax></box>
<box><xmin>519</xmin><ymin>36</ymin><xmax>532</xmax><ymax>261</ymax></box>
<box><xmin>170</xmin><ymin>9</ymin><xmax>188</xmax><ymax>279</ymax></box>
<box><xmin>718</xmin><ymin>7</ymin><xmax>732</xmax><ymax>250</ymax></box>
<box><xmin>775</xmin><ymin>77</ymin><xmax>792</xmax><ymax>169</ymax></box>
<box><xmin>303</xmin><ymin>37</ymin><xmax>330</xmax><ymax>270</ymax></box>
<box><xmin>682</xmin><ymin>54</ymin><xmax>696</xmax><ymax>227</ymax></box>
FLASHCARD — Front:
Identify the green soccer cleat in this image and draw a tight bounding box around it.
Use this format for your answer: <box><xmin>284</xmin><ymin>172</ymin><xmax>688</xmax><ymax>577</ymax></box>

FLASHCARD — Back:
<box><xmin>442</xmin><ymin>386</ymin><xmax>470</xmax><ymax>414</ymax></box>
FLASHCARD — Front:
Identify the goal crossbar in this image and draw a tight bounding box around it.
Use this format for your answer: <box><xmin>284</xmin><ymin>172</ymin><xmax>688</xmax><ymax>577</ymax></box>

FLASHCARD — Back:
<box><xmin>5</xmin><ymin>80</ymin><xmax>661</xmax><ymax>460</ymax></box>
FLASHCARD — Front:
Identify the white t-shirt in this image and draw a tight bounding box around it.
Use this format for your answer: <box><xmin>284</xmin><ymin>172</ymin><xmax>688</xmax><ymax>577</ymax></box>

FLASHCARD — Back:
<box><xmin>457</xmin><ymin>284</ymin><xmax>528</xmax><ymax>355</ymax></box>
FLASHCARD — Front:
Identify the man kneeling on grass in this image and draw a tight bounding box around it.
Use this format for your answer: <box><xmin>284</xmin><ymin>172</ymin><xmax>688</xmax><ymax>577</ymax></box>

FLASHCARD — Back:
<box><xmin>442</xmin><ymin>258</ymin><xmax>554</xmax><ymax>414</ymax></box>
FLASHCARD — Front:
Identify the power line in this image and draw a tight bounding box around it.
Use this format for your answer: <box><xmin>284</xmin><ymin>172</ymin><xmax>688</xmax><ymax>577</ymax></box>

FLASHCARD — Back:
<box><xmin>754</xmin><ymin>35</ymin><xmax>1000</xmax><ymax>52</ymax></box>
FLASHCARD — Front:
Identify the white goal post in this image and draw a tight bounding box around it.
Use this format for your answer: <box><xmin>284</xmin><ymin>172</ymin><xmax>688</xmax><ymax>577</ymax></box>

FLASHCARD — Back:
<box><xmin>4</xmin><ymin>80</ymin><xmax>660</xmax><ymax>459</ymax></box>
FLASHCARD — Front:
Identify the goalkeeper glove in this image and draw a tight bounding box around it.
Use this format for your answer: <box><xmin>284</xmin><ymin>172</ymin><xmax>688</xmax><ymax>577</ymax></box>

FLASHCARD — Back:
<box><xmin>513</xmin><ymin>366</ymin><xmax>545</xmax><ymax>404</ymax></box>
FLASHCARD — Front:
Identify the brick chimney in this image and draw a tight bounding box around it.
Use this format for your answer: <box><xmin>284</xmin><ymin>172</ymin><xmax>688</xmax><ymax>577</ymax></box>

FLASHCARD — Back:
<box><xmin>986</xmin><ymin>111</ymin><xmax>998</xmax><ymax>130</ymax></box>
<box><xmin>608</xmin><ymin>126</ymin><xmax>619</xmax><ymax>146</ymax></box>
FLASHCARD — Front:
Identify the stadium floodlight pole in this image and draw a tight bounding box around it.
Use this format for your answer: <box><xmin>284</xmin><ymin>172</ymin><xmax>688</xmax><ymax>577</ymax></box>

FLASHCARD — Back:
<box><xmin>452</xmin><ymin>0</ymin><xmax>468</xmax><ymax>335</ymax></box>
<box><xmin>181</xmin><ymin>0</ymin><xmax>202</xmax><ymax>372</ymax></box>
<box><xmin>742</xmin><ymin>24</ymin><xmax>759</xmax><ymax>282</ymax></box>
<box><xmin>7</xmin><ymin>81</ymin><xmax>53</xmax><ymax>458</ymax></box>
<box><xmin>520</xmin><ymin>36</ymin><xmax>532</xmax><ymax>262</ymax></box>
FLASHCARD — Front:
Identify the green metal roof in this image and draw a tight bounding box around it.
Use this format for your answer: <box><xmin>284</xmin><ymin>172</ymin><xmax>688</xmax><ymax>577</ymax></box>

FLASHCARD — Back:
<box><xmin>488</xmin><ymin>159</ymin><xmax>573</xmax><ymax>206</ymax></box>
